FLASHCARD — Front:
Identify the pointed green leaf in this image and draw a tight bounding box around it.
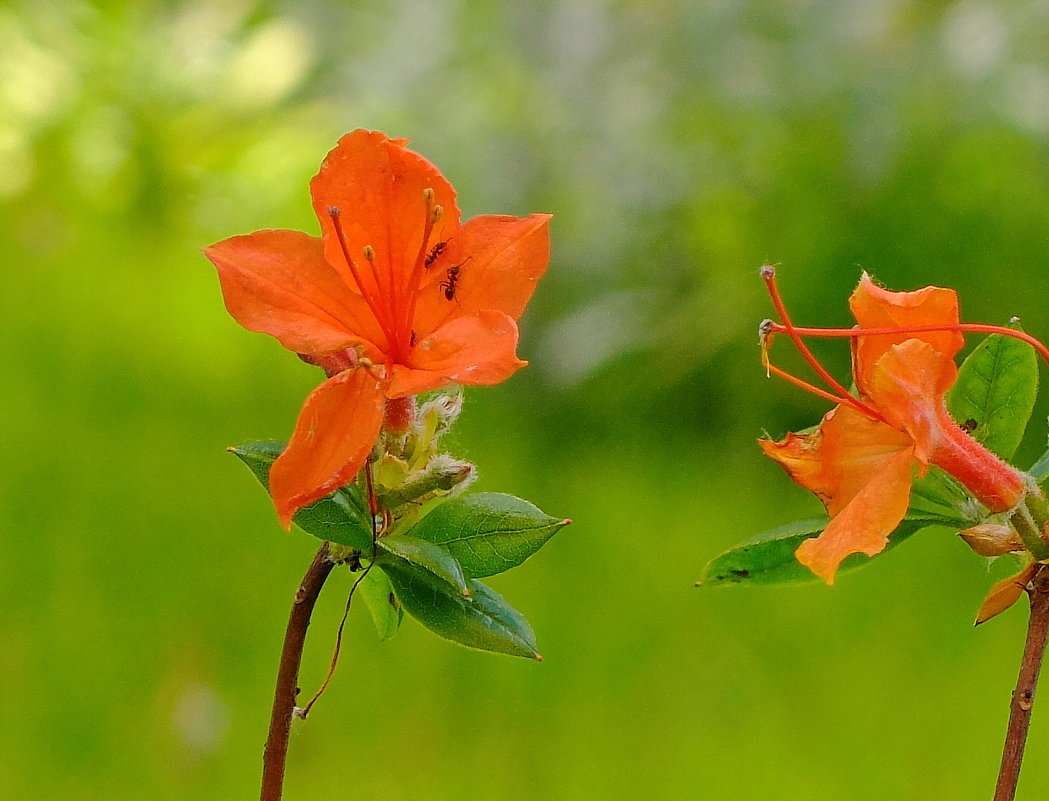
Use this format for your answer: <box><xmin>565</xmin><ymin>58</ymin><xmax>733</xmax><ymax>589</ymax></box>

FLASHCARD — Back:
<box><xmin>377</xmin><ymin>533</ymin><xmax>471</xmax><ymax>598</ymax></box>
<box><xmin>380</xmin><ymin>554</ymin><xmax>540</xmax><ymax>659</ymax></box>
<box><xmin>229</xmin><ymin>441</ymin><xmax>372</xmax><ymax>550</ymax></box>
<box><xmin>358</xmin><ymin>567</ymin><xmax>403</xmax><ymax>641</ymax></box>
<box><xmin>1029</xmin><ymin>446</ymin><xmax>1049</xmax><ymax>485</ymax></box>
<box><xmin>405</xmin><ymin>492</ymin><xmax>570</xmax><ymax>578</ymax></box>
<box><xmin>947</xmin><ymin>330</ymin><xmax>1038</xmax><ymax>461</ymax></box>
<box><xmin>698</xmin><ymin>515</ymin><xmax>942</xmax><ymax>587</ymax></box>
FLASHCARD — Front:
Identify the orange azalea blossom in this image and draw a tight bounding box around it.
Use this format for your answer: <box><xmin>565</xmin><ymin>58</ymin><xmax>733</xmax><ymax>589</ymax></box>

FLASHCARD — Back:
<box><xmin>205</xmin><ymin>130</ymin><xmax>551</xmax><ymax>527</ymax></box>
<box><xmin>760</xmin><ymin>271</ymin><xmax>1029</xmax><ymax>584</ymax></box>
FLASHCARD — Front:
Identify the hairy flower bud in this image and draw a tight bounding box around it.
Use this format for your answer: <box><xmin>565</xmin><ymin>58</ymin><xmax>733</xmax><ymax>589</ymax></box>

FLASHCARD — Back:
<box><xmin>378</xmin><ymin>453</ymin><xmax>477</xmax><ymax>515</ymax></box>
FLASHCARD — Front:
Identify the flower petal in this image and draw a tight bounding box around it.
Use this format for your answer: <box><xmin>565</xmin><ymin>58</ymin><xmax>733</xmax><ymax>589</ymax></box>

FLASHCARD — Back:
<box><xmin>310</xmin><ymin>130</ymin><xmax>462</xmax><ymax>299</ymax></box>
<box><xmin>795</xmin><ymin>447</ymin><xmax>916</xmax><ymax>584</ymax></box>
<box><xmin>386</xmin><ymin>310</ymin><xmax>525</xmax><ymax>397</ymax></box>
<box><xmin>849</xmin><ymin>272</ymin><xmax>964</xmax><ymax>396</ymax></box>
<box><xmin>413</xmin><ymin>213</ymin><xmax>552</xmax><ymax>335</ymax></box>
<box><xmin>204</xmin><ymin>229</ymin><xmax>385</xmax><ymax>355</ymax></box>
<box><xmin>270</xmin><ymin>368</ymin><xmax>386</xmax><ymax>528</ymax></box>
<box><xmin>866</xmin><ymin>338</ymin><xmax>957</xmax><ymax>463</ymax></box>
<box><xmin>871</xmin><ymin>339</ymin><xmax>1025</xmax><ymax>511</ymax></box>
<box><xmin>759</xmin><ymin>404</ymin><xmax>914</xmax><ymax>516</ymax></box>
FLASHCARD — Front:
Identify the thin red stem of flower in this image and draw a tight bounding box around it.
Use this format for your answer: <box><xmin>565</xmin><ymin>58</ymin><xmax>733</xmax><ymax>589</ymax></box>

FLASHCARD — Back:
<box><xmin>767</xmin><ymin>322</ymin><xmax>1049</xmax><ymax>368</ymax></box>
<box><xmin>298</xmin><ymin>560</ymin><xmax>373</xmax><ymax>720</ymax></box>
<box><xmin>761</xmin><ymin>267</ymin><xmax>883</xmax><ymax>419</ymax></box>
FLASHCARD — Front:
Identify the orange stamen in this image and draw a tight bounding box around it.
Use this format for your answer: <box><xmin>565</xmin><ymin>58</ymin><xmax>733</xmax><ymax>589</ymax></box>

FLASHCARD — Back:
<box><xmin>362</xmin><ymin>243</ymin><xmax>403</xmax><ymax>359</ymax></box>
<box><xmin>328</xmin><ymin>207</ymin><xmax>395</xmax><ymax>348</ymax></box>
<box><xmin>765</xmin><ymin>359</ymin><xmax>875</xmax><ymax>413</ymax></box>
<box><xmin>761</xmin><ymin>266</ymin><xmax>883</xmax><ymax>419</ymax></box>
<box><xmin>766</xmin><ymin>322</ymin><xmax>1049</xmax><ymax>368</ymax></box>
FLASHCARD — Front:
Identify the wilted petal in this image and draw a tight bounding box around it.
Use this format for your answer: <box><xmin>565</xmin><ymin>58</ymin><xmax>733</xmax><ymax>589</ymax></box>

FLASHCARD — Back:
<box><xmin>759</xmin><ymin>405</ymin><xmax>913</xmax><ymax>516</ymax></box>
<box><xmin>974</xmin><ymin>563</ymin><xmax>1038</xmax><ymax>625</ymax></box>
<box><xmin>795</xmin><ymin>447</ymin><xmax>916</xmax><ymax>584</ymax></box>
<box><xmin>270</xmin><ymin>368</ymin><xmax>386</xmax><ymax>528</ymax></box>
<box><xmin>386</xmin><ymin>310</ymin><xmax>525</xmax><ymax>397</ymax></box>
<box><xmin>205</xmin><ymin>230</ymin><xmax>385</xmax><ymax>355</ymax></box>
<box><xmin>849</xmin><ymin>272</ymin><xmax>963</xmax><ymax>396</ymax></box>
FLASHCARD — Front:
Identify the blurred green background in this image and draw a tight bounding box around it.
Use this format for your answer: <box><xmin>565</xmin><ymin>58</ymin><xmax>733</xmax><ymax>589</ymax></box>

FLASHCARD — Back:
<box><xmin>5</xmin><ymin>0</ymin><xmax>1049</xmax><ymax>798</ymax></box>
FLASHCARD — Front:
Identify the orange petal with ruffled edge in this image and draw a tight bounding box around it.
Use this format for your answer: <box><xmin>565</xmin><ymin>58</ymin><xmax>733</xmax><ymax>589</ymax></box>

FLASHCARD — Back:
<box><xmin>795</xmin><ymin>446</ymin><xmax>915</xmax><ymax>583</ymax></box>
<box><xmin>866</xmin><ymin>338</ymin><xmax>958</xmax><ymax>463</ymax></box>
<box><xmin>204</xmin><ymin>229</ymin><xmax>386</xmax><ymax>356</ymax></box>
<box><xmin>759</xmin><ymin>405</ymin><xmax>914</xmax><ymax>516</ymax></box>
<box><xmin>270</xmin><ymin>368</ymin><xmax>386</xmax><ymax>528</ymax></box>
<box><xmin>849</xmin><ymin>272</ymin><xmax>964</xmax><ymax>397</ymax></box>
<box><xmin>871</xmin><ymin>338</ymin><xmax>1026</xmax><ymax>511</ymax></box>
<box><xmin>386</xmin><ymin>310</ymin><xmax>525</xmax><ymax>397</ymax></box>
<box><xmin>414</xmin><ymin>213</ymin><xmax>552</xmax><ymax>335</ymax></box>
<box><xmin>310</xmin><ymin>130</ymin><xmax>462</xmax><ymax>298</ymax></box>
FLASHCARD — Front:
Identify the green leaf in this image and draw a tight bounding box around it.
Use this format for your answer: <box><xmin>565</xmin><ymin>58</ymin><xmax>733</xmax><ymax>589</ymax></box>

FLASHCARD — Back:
<box><xmin>908</xmin><ymin>468</ymin><xmax>969</xmax><ymax>520</ymax></box>
<box><xmin>229</xmin><ymin>441</ymin><xmax>373</xmax><ymax>550</ymax></box>
<box><xmin>377</xmin><ymin>533</ymin><xmax>471</xmax><ymax>598</ymax></box>
<box><xmin>698</xmin><ymin>515</ymin><xmax>942</xmax><ymax>587</ymax></box>
<box><xmin>1029</xmin><ymin>446</ymin><xmax>1049</xmax><ymax>485</ymax></box>
<box><xmin>404</xmin><ymin>492</ymin><xmax>570</xmax><ymax>578</ymax></box>
<box><xmin>358</xmin><ymin>567</ymin><xmax>403</xmax><ymax>641</ymax></box>
<box><xmin>947</xmin><ymin>330</ymin><xmax>1038</xmax><ymax>461</ymax></box>
<box><xmin>380</xmin><ymin>554</ymin><xmax>540</xmax><ymax>659</ymax></box>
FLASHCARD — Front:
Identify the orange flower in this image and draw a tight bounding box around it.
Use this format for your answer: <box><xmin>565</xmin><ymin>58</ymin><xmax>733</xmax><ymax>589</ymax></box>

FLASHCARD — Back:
<box><xmin>760</xmin><ymin>273</ymin><xmax>1027</xmax><ymax>583</ymax></box>
<box><xmin>205</xmin><ymin>130</ymin><xmax>551</xmax><ymax>526</ymax></box>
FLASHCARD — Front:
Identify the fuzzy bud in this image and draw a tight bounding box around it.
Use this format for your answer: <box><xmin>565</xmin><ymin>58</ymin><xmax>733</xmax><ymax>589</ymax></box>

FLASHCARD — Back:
<box><xmin>378</xmin><ymin>453</ymin><xmax>477</xmax><ymax>514</ymax></box>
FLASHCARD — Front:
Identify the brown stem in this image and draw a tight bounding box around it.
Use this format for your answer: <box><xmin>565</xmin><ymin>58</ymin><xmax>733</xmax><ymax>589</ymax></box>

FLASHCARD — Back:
<box><xmin>260</xmin><ymin>543</ymin><xmax>335</xmax><ymax>801</ymax></box>
<box><xmin>993</xmin><ymin>564</ymin><xmax>1049</xmax><ymax>801</ymax></box>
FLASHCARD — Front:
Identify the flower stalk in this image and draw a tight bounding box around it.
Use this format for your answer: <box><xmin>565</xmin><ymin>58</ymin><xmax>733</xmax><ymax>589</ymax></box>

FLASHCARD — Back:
<box><xmin>994</xmin><ymin>564</ymin><xmax>1049</xmax><ymax>801</ymax></box>
<box><xmin>260</xmin><ymin>543</ymin><xmax>335</xmax><ymax>801</ymax></box>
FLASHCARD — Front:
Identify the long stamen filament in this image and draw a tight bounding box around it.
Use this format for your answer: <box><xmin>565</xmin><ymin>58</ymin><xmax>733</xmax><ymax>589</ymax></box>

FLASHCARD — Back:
<box><xmin>362</xmin><ymin>244</ymin><xmax>400</xmax><ymax>354</ymax></box>
<box><xmin>328</xmin><ymin>207</ymin><xmax>396</xmax><ymax>349</ymax></box>
<box><xmin>766</xmin><ymin>322</ymin><xmax>1049</xmax><ymax>368</ymax></box>
<box><xmin>761</xmin><ymin>265</ymin><xmax>882</xmax><ymax>418</ymax></box>
<box><xmin>402</xmin><ymin>189</ymin><xmax>443</xmax><ymax>348</ymax></box>
<box><xmin>765</xmin><ymin>357</ymin><xmax>881</xmax><ymax>416</ymax></box>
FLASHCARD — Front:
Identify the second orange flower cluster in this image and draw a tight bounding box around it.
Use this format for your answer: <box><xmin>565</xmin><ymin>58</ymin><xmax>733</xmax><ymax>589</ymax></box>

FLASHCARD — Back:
<box><xmin>760</xmin><ymin>269</ymin><xmax>1045</xmax><ymax>583</ymax></box>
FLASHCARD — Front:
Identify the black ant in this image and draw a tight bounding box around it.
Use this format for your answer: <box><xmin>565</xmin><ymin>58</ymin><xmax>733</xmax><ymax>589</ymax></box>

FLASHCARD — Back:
<box><xmin>425</xmin><ymin>241</ymin><xmax>447</xmax><ymax>268</ymax></box>
<box><xmin>439</xmin><ymin>258</ymin><xmax>469</xmax><ymax>301</ymax></box>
